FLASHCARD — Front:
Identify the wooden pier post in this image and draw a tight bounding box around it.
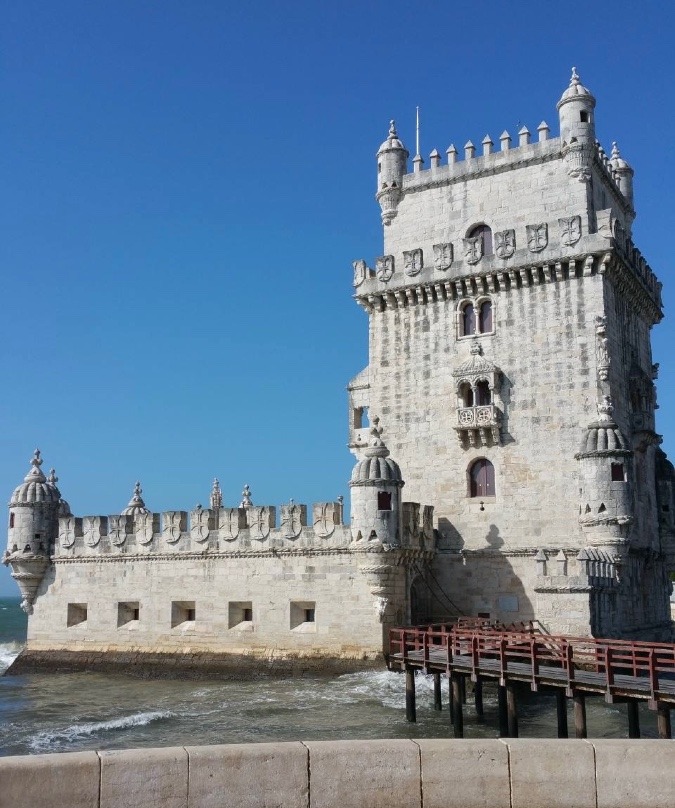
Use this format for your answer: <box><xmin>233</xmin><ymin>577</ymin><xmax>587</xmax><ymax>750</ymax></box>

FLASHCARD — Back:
<box><xmin>657</xmin><ymin>704</ymin><xmax>672</xmax><ymax>739</ymax></box>
<box><xmin>405</xmin><ymin>667</ymin><xmax>416</xmax><ymax>723</ymax></box>
<box><xmin>451</xmin><ymin>673</ymin><xmax>464</xmax><ymax>738</ymax></box>
<box><xmin>449</xmin><ymin>676</ymin><xmax>455</xmax><ymax>722</ymax></box>
<box><xmin>498</xmin><ymin>684</ymin><xmax>509</xmax><ymax>737</ymax></box>
<box><xmin>474</xmin><ymin>677</ymin><xmax>484</xmax><ymax>719</ymax></box>
<box><xmin>556</xmin><ymin>690</ymin><xmax>568</xmax><ymax>738</ymax></box>
<box><xmin>573</xmin><ymin>692</ymin><xmax>587</xmax><ymax>739</ymax></box>
<box><xmin>459</xmin><ymin>673</ymin><xmax>467</xmax><ymax>704</ymax></box>
<box><xmin>433</xmin><ymin>672</ymin><xmax>442</xmax><ymax>711</ymax></box>
<box><xmin>627</xmin><ymin>700</ymin><xmax>640</xmax><ymax>739</ymax></box>
<box><xmin>506</xmin><ymin>682</ymin><xmax>519</xmax><ymax>738</ymax></box>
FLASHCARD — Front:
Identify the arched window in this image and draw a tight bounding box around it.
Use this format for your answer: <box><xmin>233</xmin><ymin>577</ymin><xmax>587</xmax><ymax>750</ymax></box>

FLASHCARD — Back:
<box><xmin>461</xmin><ymin>302</ymin><xmax>476</xmax><ymax>336</ymax></box>
<box><xmin>468</xmin><ymin>224</ymin><xmax>493</xmax><ymax>257</ymax></box>
<box><xmin>476</xmin><ymin>381</ymin><xmax>491</xmax><ymax>406</ymax></box>
<box><xmin>459</xmin><ymin>382</ymin><xmax>474</xmax><ymax>407</ymax></box>
<box><xmin>478</xmin><ymin>300</ymin><xmax>493</xmax><ymax>333</ymax></box>
<box><xmin>469</xmin><ymin>459</ymin><xmax>495</xmax><ymax>497</ymax></box>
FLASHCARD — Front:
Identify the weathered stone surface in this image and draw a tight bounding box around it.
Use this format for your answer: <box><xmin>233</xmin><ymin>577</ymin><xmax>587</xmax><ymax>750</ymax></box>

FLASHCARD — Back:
<box><xmin>418</xmin><ymin>738</ymin><xmax>510</xmax><ymax>808</ymax></box>
<box><xmin>594</xmin><ymin>739</ymin><xmax>675</xmax><ymax>808</ymax></box>
<box><xmin>0</xmin><ymin>751</ymin><xmax>99</xmax><ymax>808</ymax></box>
<box><xmin>100</xmin><ymin>746</ymin><xmax>188</xmax><ymax>808</ymax></box>
<box><xmin>505</xmin><ymin>738</ymin><xmax>596</xmax><ymax>808</ymax></box>
<box><xmin>186</xmin><ymin>741</ymin><xmax>308</xmax><ymax>808</ymax></box>
<box><xmin>305</xmin><ymin>739</ymin><xmax>420</xmax><ymax>808</ymax></box>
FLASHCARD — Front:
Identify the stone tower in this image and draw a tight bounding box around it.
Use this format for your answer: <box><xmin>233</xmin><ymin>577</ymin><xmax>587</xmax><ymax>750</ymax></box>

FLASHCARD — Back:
<box><xmin>3</xmin><ymin>450</ymin><xmax>69</xmax><ymax>613</ymax></box>
<box><xmin>349</xmin><ymin>69</ymin><xmax>674</xmax><ymax>638</ymax></box>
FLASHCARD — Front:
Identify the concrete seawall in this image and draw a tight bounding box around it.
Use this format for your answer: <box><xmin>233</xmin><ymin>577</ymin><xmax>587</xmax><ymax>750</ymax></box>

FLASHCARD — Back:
<box><xmin>1</xmin><ymin>738</ymin><xmax>674</xmax><ymax>808</ymax></box>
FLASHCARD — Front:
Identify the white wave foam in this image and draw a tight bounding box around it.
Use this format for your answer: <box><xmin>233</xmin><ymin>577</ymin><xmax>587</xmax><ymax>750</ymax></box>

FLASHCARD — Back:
<box><xmin>0</xmin><ymin>641</ymin><xmax>24</xmax><ymax>673</ymax></box>
<box><xmin>29</xmin><ymin>709</ymin><xmax>174</xmax><ymax>753</ymax></box>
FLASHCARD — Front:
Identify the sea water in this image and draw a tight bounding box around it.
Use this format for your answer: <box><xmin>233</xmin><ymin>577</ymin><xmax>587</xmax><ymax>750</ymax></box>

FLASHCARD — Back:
<box><xmin>0</xmin><ymin>597</ymin><xmax>664</xmax><ymax>757</ymax></box>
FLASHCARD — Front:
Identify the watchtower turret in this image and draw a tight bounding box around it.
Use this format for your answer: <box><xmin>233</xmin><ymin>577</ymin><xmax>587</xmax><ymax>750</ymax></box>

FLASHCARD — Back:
<box><xmin>558</xmin><ymin>68</ymin><xmax>596</xmax><ymax>181</ymax></box>
<box><xmin>610</xmin><ymin>141</ymin><xmax>635</xmax><ymax>209</ymax></box>
<box><xmin>376</xmin><ymin>121</ymin><xmax>408</xmax><ymax>226</ymax></box>
<box><xmin>349</xmin><ymin>418</ymin><xmax>404</xmax><ymax>544</ymax></box>
<box><xmin>3</xmin><ymin>450</ymin><xmax>69</xmax><ymax>613</ymax></box>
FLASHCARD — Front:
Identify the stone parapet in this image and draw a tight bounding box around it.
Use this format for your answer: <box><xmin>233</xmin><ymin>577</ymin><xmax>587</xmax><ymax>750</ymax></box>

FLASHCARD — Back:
<box><xmin>2</xmin><ymin>739</ymin><xmax>675</xmax><ymax>808</ymax></box>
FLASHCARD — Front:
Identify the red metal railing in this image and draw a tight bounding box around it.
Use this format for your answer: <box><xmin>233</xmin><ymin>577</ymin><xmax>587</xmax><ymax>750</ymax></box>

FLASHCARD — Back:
<box><xmin>388</xmin><ymin>625</ymin><xmax>675</xmax><ymax>703</ymax></box>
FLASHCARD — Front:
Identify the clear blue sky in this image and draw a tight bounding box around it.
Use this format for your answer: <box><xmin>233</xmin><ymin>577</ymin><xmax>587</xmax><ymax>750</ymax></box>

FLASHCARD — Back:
<box><xmin>2</xmin><ymin>1</ymin><xmax>675</xmax><ymax>595</ymax></box>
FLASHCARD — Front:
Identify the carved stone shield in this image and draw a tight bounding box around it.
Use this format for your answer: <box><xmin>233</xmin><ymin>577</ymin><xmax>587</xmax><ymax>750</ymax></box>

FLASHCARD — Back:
<box><xmin>219</xmin><ymin>508</ymin><xmax>241</xmax><ymax>541</ymax></box>
<box><xmin>136</xmin><ymin>512</ymin><xmax>155</xmax><ymax>546</ymax></box>
<box><xmin>249</xmin><ymin>506</ymin><xmax>271</xmax><ymax>541</ymax></box>
<box><xmin>526</xmin><ymin>223</ymin><xmax>548</xmax><ymax>252</ymax></box>
<box><xmin>375</xmin><ymin>255</ymin><xmax>394</xmax><ymax>282</ymax></box>
<box><xmin>313</xmin><ymin>502</ymin><xmax>337</xmax><ymax>538</ymax></box>
<box><xmin>352</xmin><ymin>259</ymin><xmax>368</xmax><ymax>287</ymax></box>
<box><xmin>190</xmin><ymin>508</ymin><xmax>210</xmax><ymax>543</ymax></box>
<box><xmin>403</xmin><ymin>248</ymin><xmax>423</xmax><ymax>276</ymax></box>
<box><xmin>163</xmin><ymin>511</ymin><xmax>183</xmax><ymax>544</ymax></box>
<box><xmin>432</xmin><ymin>242</ymin><xmax>453</xmax><ymax>271</ymax></box>
<box><xmin>494</xmin><ymin>230</ymin><xmax>515</xmax><ymax>259</ymax></box>
<box><xmin>281</xmin><ymin>503</ymin><xmax>303</xmax><ymax>539</ymax></box>
<box><xmin>60</xmin><ymin>517</ymin><xmax>76</xmax><ymax>549</ymax></box>
<box><xmin>463</xmin><ymin>237</ymin><xmax>483</xmax><ymax>265</ymax></box>
<box><xmin>108</xmin><ymin>515</ymin><xmax>128</xmax><ymax>547</ymax></box>
<box><xmin>559</xmin><ymin>216</ymin><xmax>582</xmax><ymax>246</ymax></box>
<box><xmin>83</xmin><ymin>516</ymin><xmax>102</xmax><ymax>548</ymax></box>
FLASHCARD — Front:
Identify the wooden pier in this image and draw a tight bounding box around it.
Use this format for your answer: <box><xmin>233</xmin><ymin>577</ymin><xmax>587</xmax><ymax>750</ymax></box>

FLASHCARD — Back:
<box><xmin>388</xmin><ymin>622</ymin><xmax>675</xmax><ymax>739</ymax></box>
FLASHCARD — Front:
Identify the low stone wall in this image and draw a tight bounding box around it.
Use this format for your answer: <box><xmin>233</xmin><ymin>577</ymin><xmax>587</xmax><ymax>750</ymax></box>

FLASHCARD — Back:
<box><xmin>2</xmin><ymin>738</ymin><xmax>674</xmax><ymax>808</ymax></box>
<box><xmin>5</xmin><ymin>649</ymin><xmax>382</xmax><ymax>678</ymax></box>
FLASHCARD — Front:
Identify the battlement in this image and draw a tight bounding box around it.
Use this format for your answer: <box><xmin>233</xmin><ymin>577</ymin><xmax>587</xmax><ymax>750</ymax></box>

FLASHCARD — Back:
<box><xmin>404</xmin><ymin>126</ymin><xmax>561</xmax><ymax>190</ymax></box>
<box><xmin>55</xmin><ymin>500</ymin><xmax>435</xmax><ymax>557</ymax></box>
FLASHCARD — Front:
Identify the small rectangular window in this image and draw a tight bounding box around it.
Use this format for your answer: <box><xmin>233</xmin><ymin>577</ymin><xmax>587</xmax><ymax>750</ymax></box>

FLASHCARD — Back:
<box><xmin>580</xmin><ymin>111</ymin><xmax>589</xmax><ymax>122</ymax></box>
<box><xmin>290</xmin><ymin>600</ymin><xmax>316</xmax><ymax>632</ymax></box>
<box><xmin>228</xmin><ymin>601</ymin><xmax>253</xmax><ymax>629</ymax></box>
<box><xmin>9</xmin><ymin>513</ymin><xmax>14</xmax><ymax>528</ymax></box>
<box><xmin>171</xmin><ymin>601</ymin><xmax>196</xmax><ymax>628</ymax></box>
<box><xmin>117</xmin><ymin>601</ymin><xmax>140</xmax><ymax>627</ymax></box>
<box><xmin>67</xmin><ymin>603</ymin><xmax>88</xmax><ymax>627</ymax></box>
<box><xmin>611</xmin><ymin>463</ymin><xmax>625</xmax><ymax>482</ymax></box>
<box><xmin>377</xmin><ymin>492</ymin><xmax>392</xmax><ymax>511</ymax></box>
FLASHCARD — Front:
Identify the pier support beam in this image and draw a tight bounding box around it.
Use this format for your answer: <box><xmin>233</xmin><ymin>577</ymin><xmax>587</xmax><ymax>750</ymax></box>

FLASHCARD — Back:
<box><xmin>498</xmin><ymin>685</ymin><xmax>509</xmax><ymax>737</ymax></box>
<box><xmin>657</xmin><ymin>704</ymin><xmax>672</xmax><ymax>739</ymax></box>
<box><xmin>627</xmin><ymin>700</ymin><xmax>640</xmax><ymax>739</ymax></box>
<box><xmin>459</xmin><ymin>674</ymin><xmax>467</xmax><ymax>704</ymax></box>
<box><xmin>433</xmin><ymin>673</ymin><xmax>442</xmax><ymax>711</ymax></box>
<box><xmin>573</xmin><ymin>692</ymin><xmax>587</xmax><ymax>739</ymax></box>
<box><xmin>506</xmin><ymin>682</ymin><xmax>519</xmax><ymax>738</ymax></box>
<box><xmin>451</xmin><ymin>673</ymin><xmax>464</xmax><ymax>738</ymax></box>
<box><xmin>556</xmin><ymin>690</ymin><xmax>568</xmax><ymax>738</ymax></box>
<box><xmin>448</xmin><ymin>676</ymin><xmax>455</xmax><ymax>722</ymax></box>
<box><xmin>474</xmin><ymin>677</ymin><xmax>484</xmax><ymax>719</ymax></box>
<box><xmin>405</xmin><ymin>667</ymin><xmax>416</xmax><ymax>723</ymax></box>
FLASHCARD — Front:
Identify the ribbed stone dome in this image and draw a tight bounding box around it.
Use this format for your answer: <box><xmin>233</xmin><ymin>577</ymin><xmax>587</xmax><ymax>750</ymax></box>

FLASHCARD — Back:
<box><xmin>558</xmin><ymin>67</ymin><xmax>594</xmax><ymax>104</ymax></box>
<box><xmin>121</xmin><ymin>481</ymin><xmax>150</xmax><ymax>516</ymax></box>
<box><xmin>577</xmin><ymin>397</ymin><xmax>631</xmax><ymax>456</ymax></box>
<box><xmin>350</xmin><ymin>419</ymin><xmax>403</xmax><ymax>485</ymax></box>
<box><xmin>10</xmin><ymin>450</ymin><xmax>61</xmax><ymax>505</ymax></box>
<box><xmin>377</xmin><ymin>120</ymin><xmax>407</xmax><ymax>154</ymax></box>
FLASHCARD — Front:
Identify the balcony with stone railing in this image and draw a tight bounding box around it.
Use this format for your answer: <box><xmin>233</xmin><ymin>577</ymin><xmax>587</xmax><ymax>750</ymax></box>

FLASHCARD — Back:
<box><xmin>454</xmin><ymin>405</ymin><xmax>501</xmax><ymax>447</ymax></box>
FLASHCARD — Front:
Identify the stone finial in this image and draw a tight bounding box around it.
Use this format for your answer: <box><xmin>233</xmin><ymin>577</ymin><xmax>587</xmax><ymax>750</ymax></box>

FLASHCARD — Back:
<box><xmin>210</xmin><ymin>478</ymin><xmax>222</xmax><ymax>510</ymax></box>
<box><xmin>597</xmin><ymin>395</ymin><xmax>614</xmax><ymax>423</ymax></box>
<box><xmin>446</xmin><ymin>144</ymin><xmax>458</xmax><ymax>164</ymax></box>
<box><xmin>464</xmin><ymin>141</ymin><xmax>475</xmax><ymax>160</ymax></box>
<box><xmin>24</xmin><ymin>448</ymin><xmax>47</xmax><ymax>483</ymax></box>
<box><xmin>364</xmin><ymin>415</ymin><xmax>391</xmax><ymax>459</ymax></box>
<box><xmin>388</xmin><ymin>119</ymin><xmax>397</xmax><ymax>138</ymax></box>
<box><xmin>240</xmin><ymin>484</ymin><xmax>253</xmax><ymax>509</ymax></box>
<box><xmin>122</xmin><ymin>481</ymin><xmax>150</xmax><ymax>517</ymax></box>
<box><xmin>611</xmin><ymin>141</ymin><xmax>621</xmax><ymax>160</ymax></box>
<box><xmin>413</xmin><ymin>153</ymin><xmax>424</xmax><ymax>173</ymax></box>
<box><xmin>570</xmin><ymin>66</ymin><xmax>580</xmax><ymax>87</ymax></box>
<box><xmin>47</xmin><ymin>468</ymin><xmax>58</xmax><ymax>485</ymax></box>
<box><xmin>429</xmin><ymin>148</ymin><xmax>441</xmax><ymax>168</ymax></box>
<box><xmin>500</xmin><ymin>130</ymin><xmax>511</xmax><ymax>151</ymax></box>
<box><xmin>518</xmin><ymin>126</ymin><xmax>531</xmax><ymax>146</ymax></box>
<box><xmin>482</xmin><ymin>134</ymin><xmax>493</xmax><ymax>156</ymax></box>
<box><xmin>537</xmin><ymin>121</ymin><xmax>550</xmax><ymax>142</ymax></box>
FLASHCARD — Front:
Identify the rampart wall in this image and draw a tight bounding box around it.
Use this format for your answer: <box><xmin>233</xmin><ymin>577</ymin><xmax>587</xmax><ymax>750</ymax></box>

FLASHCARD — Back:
<box><xmin>1</xmin><ymin>738</ymin><xmax>673</xmax><ymax>808</ymax></box>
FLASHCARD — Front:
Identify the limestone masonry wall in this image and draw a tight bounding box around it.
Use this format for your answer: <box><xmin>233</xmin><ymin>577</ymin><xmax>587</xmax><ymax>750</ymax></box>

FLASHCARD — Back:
<box><xmin>2</xmin><ymin>738</ymin><xmax>674</xmax><ymax>808</ymax></box>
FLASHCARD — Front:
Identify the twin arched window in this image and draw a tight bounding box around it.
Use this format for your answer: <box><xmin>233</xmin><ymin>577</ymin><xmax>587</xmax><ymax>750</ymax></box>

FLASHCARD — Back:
<box><xmin>460</xmin><ymin>381</ymin><xmax>491</xmax><ymax>407</ymax></box>
<box><xmin>469</xmin><ymin>458</ymin><xmax>495</xmax><ymax>497</ymax></box>
<box><xmin>461</xmin><ymin>300</ymin><xmax>493</xmax><ymax>336</ymax></box>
